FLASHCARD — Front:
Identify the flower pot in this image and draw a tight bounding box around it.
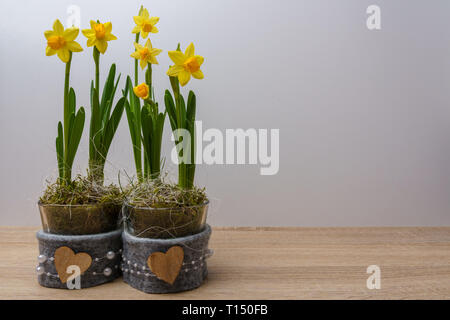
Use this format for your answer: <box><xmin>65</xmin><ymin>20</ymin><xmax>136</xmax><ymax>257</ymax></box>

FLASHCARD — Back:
<box><xmin>123</xmin><ymin>201</ymin><xmax>209</xmax><ymax>239</ymax></box>
<box><xmin>122</xmin><ymin>224</ymin><xmax>212</xmax><ymax>293</ymax></box>
<box><xmin>38</xmin><ymin>202</ymin><xmax>121</xmax><ymax>235</ymax></box>
<box><xmin>36</xmin><ymin>229</ymin><xmax>122</xmax><ymax>289</ymax></box>
<box><xmin>36</xmin><ymin>202</ymin><xmax>123</xmax><ymax>289</ymax></box>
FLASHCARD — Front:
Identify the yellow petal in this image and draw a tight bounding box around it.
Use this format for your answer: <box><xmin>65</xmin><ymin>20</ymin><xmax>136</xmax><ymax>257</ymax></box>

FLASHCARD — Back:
<box><xmin>178</xmin><ymin>70</ymin><xmax>191</xmax><ymax>86</ymax></box>
<box><xmin>44</xmin><ymin>30</ymin><xmax>55</xmax><ymax>39</ymax></box>
<box><xmin>151</xmin><ymin>26</ymin><xmax>159</xmax><ymax>34</ymax></box>
<box><xmin>104</xmin><ymin>22</ymin><xmax>112</xmax><ymax>33</ymax></box>
<box><xmin>57</xmin><ymin>48</ymin><xmax>70</xmax><ymax>63</ymax></box>
<box><xmin>67</xmin><ymin>41</ymin><xmax>83</xmax><ymax>52</ymax></box>
<box><xmin>195</xmin><ymin>55</ymin><xmax>204</xmax><ymax>66</ymax></box>
<box><xmin>141</xmin><ymin>8</ymin><xmax>149</xmax><ymax>18</ymax></box>
<box><xmin>105</xmin><ymin>33</ymin><xmax>117</xmax><ymax>41</ymax></box>
<box><xmin>82</xmin><ymin>29</ymin><xmax>95</xmax><ymax>38</ymax></box>
<box><xmin>144</xmin><ymin>38</ymin><xmax>152</xmax><ymax>49</ymax></box>
<box><xmin>141</xmin><ymin>31</ymin><xmax>149</xmax><ymax>39</ymax></box>
<box><xmin>53</xmin><ymin>19</ymin><xmax>64</xmax><ymax>35</ymax></box>
<box><xmin>132</xmin><ymin>25</ymin><xmax>141</xmax><ymax>34</ymax></box>
<box><xmin>130</xmin><ymin>51</ymin><xmax>140</xmax><ymax>59</ymax></box>
<box><xmin>87</xmin><ymin>37</ymin><xmax>96</xmax><ymax>47</ymax></box>
<box><xmin>149</xmin><ymin>56</ymin><xmax>159</xmax><ymax>65</ymax></box>
<box><xmin>90</xmin><ymin>20</ymin><xmax>96</xmax><ymax>29</ymax></box>
<box><xmin>151</xmin><ymin>48</ymin><xmax>162</xmax><ymax>56</ymax></box>
<box><xmin>166</xmin><ymin>65</ymin><xmax>184</xmax><ymax>76</ymax></box>
<box><xmin>185</xmin><ymin>43</ymin><xmax>195</xmax><ymax>58</ymax></box>
<box><xmin>168</xmin><ymin>51</ymin><xmax>185</xmax><ymax>65</ymax></box>
<box><xmin>133</xmin><ymin>16</ymin><xmax>144</xmax><ymax>25</ymax></box>
<box><xmin>134</xmin><ymin>42</ymin><xmax>143</xmax><ymax>51</ymax></box>
<box><xmin>46</xmin><ymin>46</ymin><xmax>56</xmax><ymax>56</ymax></box>
<box><xmin>192</xmin><ymin>70</ymin><xmax>204</xmax><ymax>79</ymax></box>
<box><xmin>149</xmin><ymin>17</ymin><xmax>159</xmax><ymax>24</ymax></box>
<box><xmin>63</xmin><ymin>27</ymin><xmax>79</xmax><ymax>41</ymax></box>
<box><xmin>96</xmin><ymin>40</ymin><xmax>108</xmax><ymax>54</ymax></box>
<box><xmin>139</xmin><ymin>59</ymin><xmax>147</xmax><ymax>70</ymax></box>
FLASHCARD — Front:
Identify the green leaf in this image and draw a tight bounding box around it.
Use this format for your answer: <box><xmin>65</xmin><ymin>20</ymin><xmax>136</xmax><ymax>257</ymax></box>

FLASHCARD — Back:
<box><xmin>186</xmin><ymin>118</ymin><xmax>196</xmax><ymax>188</ymax></box>
<box><xmin>153</xmin><ymin>112</ymin><xmax>166</xmax><ymax>175</ymax></box>
<box><xmin>186</xmin><ymin>90</ymin><xmax>196</xmax><ymax>124</ymax></box>
<box><xmin>124</xmin><ymin>77</ymin><xmax>143</xmax><ymax>179</ymax></box>
<box><xmin>66</xmin><ymin>107</ymin><xmax>85</xmax><ymax>171</ymax></box>
<box><xmin>68</xmin><ymin>87</ymin><xmax>76</xmax><ymax>116</ymax></box>
<box><xmin>176</xmin><ymin>94</ymin><xmax>187</xmax><ymax>130</ymax></box>
<box><xmin>141</xmin><ymin>106</ymin><xmax>153</xmax><ymax>174</ymax></box>
<box><xmin>56</xmin><ymin>122</ymin><xmax>64</xmax><ymax>181</ymax></box>
<box><xmin>102</xmin><ymin>97</ymin><xmax>125</xmax><ymax>156</ymax></box>
<box><xmin>102</xmin><ymin>72</ymin><xmax>121</xmax><ymax>127</ymax></box>
<box><xmin>67</xmin><ymin>112</ymin><xmax>75</xmax><ymax>147</ymax></box>
<box><xmin>124</xmin><ymin>92</ymin><xmax>137</xmax><ymax>145</ymax></box>
<box><xmin>164</xmin><ymin>90</ymin><xmax>177</xmax><ymax>132</ymax></box>
<box><xmin>89</xmin><ymin>85</ymin><xmax>102</xmax><ymax>163</ymax></box>
<box><xmin>100</xmin><ymin>64</ymin><xmax>116</xmax><ymax>114</ymax></box>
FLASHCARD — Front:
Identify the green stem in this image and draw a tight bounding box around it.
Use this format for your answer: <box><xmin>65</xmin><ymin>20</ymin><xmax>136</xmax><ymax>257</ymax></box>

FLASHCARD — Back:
<box><xmin>90</xmin><ymin>46</ymin><xmax>103</xmax><ymax>184</ymax></box>
<box><xmin>145</xmin><ymin>63</ymin><xmax>152</xmax><ymax>98</ymax></box>
<box><xmin>134</xmin><ymin>33</ymin><xmax>142</xmax><ymax>181</ymax></box>
<box><xmin>136</xmin><ymin>165</ymin><xmax>143</xmax><ymax>182</ymax></box>
<box><xmin>143</xmin><ymin>158</ymin><xmax>149</xmax><ymax>180</ymax></box>
<box><xmin>134</xmin><ymin>33</ymin><xmax>140</xmax><ymax>86</ymax></box>
<box><xmin>169</xmin><ymin>77</ymin><xmax>188</xmax><ymax>188</ymax></box>
<box><xmin>63</xmin><ymin>52</ymin><xmax>73</xmax><ymax>184</ymax></box>
<box><xmin>93</xmin><ymin>47</ymin><xmax>100</xmax><ymax>94</ymax></box>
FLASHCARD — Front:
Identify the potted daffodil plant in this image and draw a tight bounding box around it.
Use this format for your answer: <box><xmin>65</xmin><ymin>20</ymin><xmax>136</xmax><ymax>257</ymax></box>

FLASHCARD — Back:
<box><xmin>36</xmin><ymin>19</ymin><xmax>124</xmax><ymax>289</ymax></box>
<box><xmin>121</xmin><ymin>6</ymin><xmax>212</xmax><ymax>294</ymax></box>
<box><xmin>123</xmin><ymin>7</ymin><xmax>208</xmax><ymax>240</ymax></box>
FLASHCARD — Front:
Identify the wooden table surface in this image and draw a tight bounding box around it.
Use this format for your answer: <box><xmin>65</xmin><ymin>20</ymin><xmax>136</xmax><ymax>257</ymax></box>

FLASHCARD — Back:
<box><xmin>0</xmin><ymin>226</ymin><xmax>449</xmax><ymax>299</ymax></box>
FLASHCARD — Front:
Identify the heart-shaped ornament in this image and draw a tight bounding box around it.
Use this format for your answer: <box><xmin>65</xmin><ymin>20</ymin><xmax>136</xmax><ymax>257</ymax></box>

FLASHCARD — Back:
<box><xmin>147</xmin><ymin>246</ymin><xmax>184</xmax><ymax>285</ymax></box>
<box><xmin>54</xmin><ymin>246</ymin><xmax>92</xmax><ymax>283</ymax></box>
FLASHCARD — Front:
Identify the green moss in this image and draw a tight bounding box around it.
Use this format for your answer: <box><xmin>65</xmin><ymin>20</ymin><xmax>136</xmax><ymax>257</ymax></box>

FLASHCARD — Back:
<box><xmin>126</xmin><ymin>179</ymin><xmax>207</xmax><ymax>208</ymax></box>
<box><xmin>40</xmin><ymin>175</ymin><xmax>123</xmax><ymax>205</ymax></box>
<box><xmin>38</xmin><ymin>175</ymin><xmax>123</xmax><ymax>235</ymax></box>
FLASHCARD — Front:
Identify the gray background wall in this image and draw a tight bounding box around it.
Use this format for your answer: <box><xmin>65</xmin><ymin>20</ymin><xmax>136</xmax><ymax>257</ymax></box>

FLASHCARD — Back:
<box><xmin>1</xmin><ymin>0</ymin><xmax>449</xmax><ymax>226</ymax></box>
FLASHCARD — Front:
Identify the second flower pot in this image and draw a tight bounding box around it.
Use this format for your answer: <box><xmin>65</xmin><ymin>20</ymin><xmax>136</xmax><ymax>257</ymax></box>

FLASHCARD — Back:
<box><xmin>123</xmin><ymin>201</ymin><xmax>209</xmax><ymax>239</ymax></box>
<box><xmin>122</xmin><ymin>224</ymin><xmax>212</xmax><ymax>293</ymax></box>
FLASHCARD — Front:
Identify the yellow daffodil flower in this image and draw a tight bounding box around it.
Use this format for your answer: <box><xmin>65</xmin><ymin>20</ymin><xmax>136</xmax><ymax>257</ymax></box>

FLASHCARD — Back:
<box><xmin>130</xmin><ymin>39</ymin><xmax>162</xmax><ymax>69</ymax></box>
<box><xmin>133</xmin><ymin>83</ymin><xmax>150</xmax><ymax>99</ymax></box>
<box><xmin>132</xmin><ymin>8</ymin><xmax>159</xmax><ymax>38</ymax></box>
<box><xmin>82</xmin><ymin>20</ymin><xmax>117</xmax><ymax>54</ymax></box>
<box><xmin>167</xmin><ymin>43</ymin><xmax>204</xmax><ymax>86</ymax></box>
<box><xmin>44</xmin><ymin>19</ymin><xmax>83</xmax><ymax>63</ymax></box>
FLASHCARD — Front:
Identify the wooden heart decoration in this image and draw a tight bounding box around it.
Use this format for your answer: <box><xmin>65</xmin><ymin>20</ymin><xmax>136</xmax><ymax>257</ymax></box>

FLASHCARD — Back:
<box><xmin>147</xmin><ymin>246</ymin><xmax>184</xmax><ymax>285</ymax></box>
<box><xmin>54</xmin><ymin>246</ymin><xmax>92</xmax><ymax>283</ymax></box>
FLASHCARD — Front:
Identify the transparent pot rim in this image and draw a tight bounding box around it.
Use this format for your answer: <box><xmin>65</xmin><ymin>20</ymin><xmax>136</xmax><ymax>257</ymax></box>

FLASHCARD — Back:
<box><xmin>124</xmin><ymin>199</ymin><xmax>209</xmax><ymax>211</ymax></box>
<box><xmin>37</xmin><ymin>201</ymin><xmax>109</xmax><ymax>208</ymax></box>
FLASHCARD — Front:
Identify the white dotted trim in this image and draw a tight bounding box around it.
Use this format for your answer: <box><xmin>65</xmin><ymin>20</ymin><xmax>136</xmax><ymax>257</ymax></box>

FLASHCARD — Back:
<box><xmin>37</xmin><ymin>249</ymin><xmax>122</xmax><ymax>265</ymax></box>
<box><xmin>120</xmin><ymin>250</ymin><xmax>211</xmax><ymax>278</ymax></box>
<box><xmin>36</xmin><ymin>249</ymin><xmax>122</xmax><ymax>278</ymax></box>
<box><xmin>37</xmin><ymin>265</ymin><xmax>120</xmax><ymax>278</ymax></box>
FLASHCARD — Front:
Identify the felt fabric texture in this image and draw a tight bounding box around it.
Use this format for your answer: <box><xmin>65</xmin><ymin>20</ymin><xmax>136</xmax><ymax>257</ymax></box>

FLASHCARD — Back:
<box><xmin>36</xmin><ymin>229</ymin><xmax>122</xmax><ymax>289</ymax></box>
<box><xmin>122</xmin><ymin>225</ymin><xmax>212</xmax><ymax>293</ymax></box>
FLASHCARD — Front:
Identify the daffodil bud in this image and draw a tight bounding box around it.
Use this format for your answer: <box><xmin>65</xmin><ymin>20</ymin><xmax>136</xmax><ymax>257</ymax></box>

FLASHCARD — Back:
<box><xmin>133</xmin><ymin>83</ymin><xmax>150</xmax><ymax>99</ymax></box>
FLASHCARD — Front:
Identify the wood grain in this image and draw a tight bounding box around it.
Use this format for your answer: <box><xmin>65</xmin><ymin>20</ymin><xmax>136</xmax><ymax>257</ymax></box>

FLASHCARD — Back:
<box><xmin>0</xmin><ymin>226</ymin><xmax>449</xmax><ymax>299</ymax></box>
<box><xmin>148</xmin><ymin>246</ymin><xmax>184</xmax><ymax>285</ymax></box>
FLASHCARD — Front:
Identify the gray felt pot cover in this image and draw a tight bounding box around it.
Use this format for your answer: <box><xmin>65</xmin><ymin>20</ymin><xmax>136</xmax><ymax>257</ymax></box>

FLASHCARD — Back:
<box><xmin>36</xmin><ymin>229</ymin><xmax>122</xmax><ymax>289</ymax></box>
<box><xmin>122</xmin><ymin>224</ymin><xmax>212</xmax><ymax>293</ymax></box>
